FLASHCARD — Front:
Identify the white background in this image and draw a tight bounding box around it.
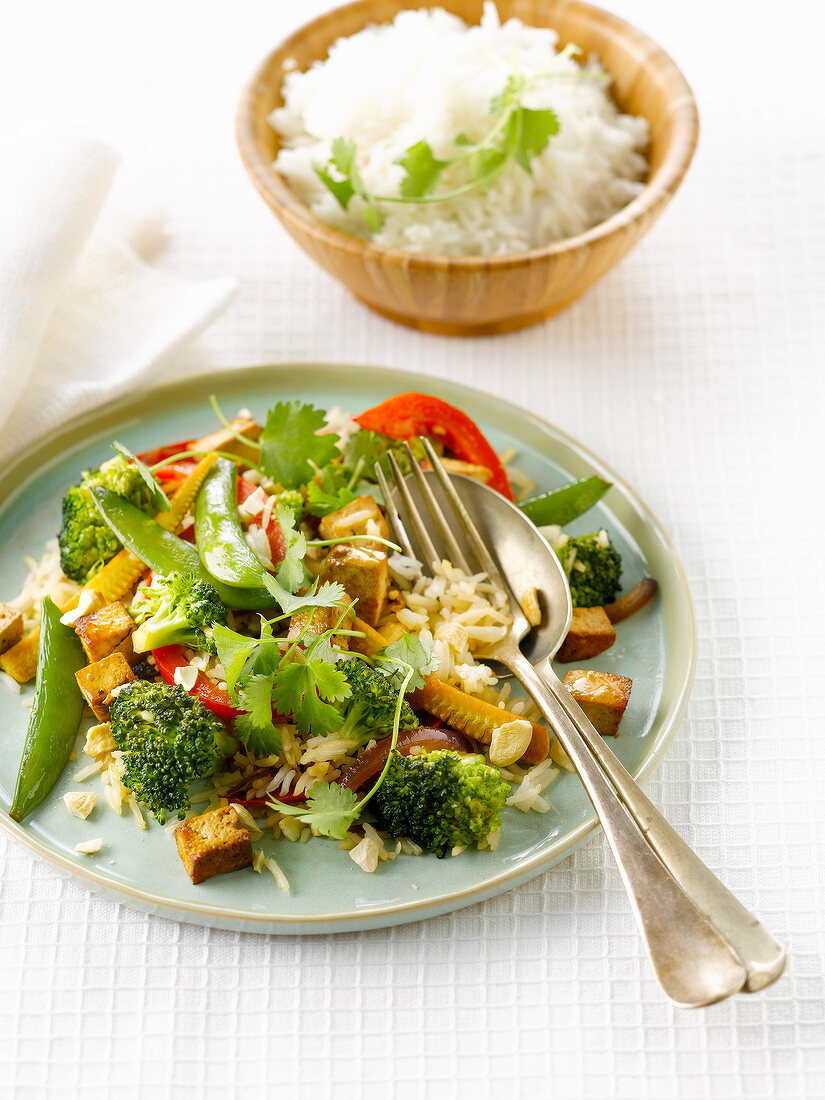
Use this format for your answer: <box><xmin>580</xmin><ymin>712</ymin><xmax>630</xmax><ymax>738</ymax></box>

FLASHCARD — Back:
<box><xmin>1</xmin><ymin>1</ymin><xmax>824</xmax><ymax>1097</ymax></box>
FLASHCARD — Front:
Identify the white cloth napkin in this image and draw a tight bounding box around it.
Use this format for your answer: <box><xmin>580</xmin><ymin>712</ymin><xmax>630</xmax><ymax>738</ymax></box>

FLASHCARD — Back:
<box><xmin>0</xmin><ymin>134</ymin><xmax>236</xmax><ymax>467</ymax></box>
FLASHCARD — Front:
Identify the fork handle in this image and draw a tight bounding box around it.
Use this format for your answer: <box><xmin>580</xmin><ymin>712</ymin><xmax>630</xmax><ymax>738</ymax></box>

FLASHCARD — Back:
<box><xmin>536</xmin><ymin>660</ymin><xmax>786</xmax><ymax>994</ymax></box>
<box><xmin>504</xmin><ymin>650</ymin><xmax>747</xmax><ymax>1007</ymax></box>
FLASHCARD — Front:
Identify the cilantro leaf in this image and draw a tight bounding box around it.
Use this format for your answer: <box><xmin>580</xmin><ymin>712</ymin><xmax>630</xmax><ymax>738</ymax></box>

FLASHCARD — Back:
<box><xmin>305</xmin><ymin>463</ymin><xmax>356</xmax><ymax>518</ymax></box>
<box><xmin>362</xmin><ymin>203</ymin><xmax>384</xmax><ymax>233</ymax></box>
<box><xmin>490</xmin><ymin>74</ymin><xmax>524</xmax><ymax>116</ymax></box>
<box><xmin>315</xmin><ymin>138</ymin><xmax>384</xmax><ymax>232</ymax></box>
<box><xmin>273</xmin><ymin>658</ymin><xmax>351</xmax><ymax>737</ymax></box>
<box><xmin>306</xmin><ymin>632</ymin><xmax>356</xmax><ymax>665</ymax></box>
<box><xmin>468</xmin><ymin>145</ymin><xmax>507</xmax><ymax>192</ymax></box>
<box><xmin>316</xmin><ymin>72</ymin><xmax>561</xmax><ymax>234</ymax></box>
<box><xmin>112</xmin><ymin>441</ymin><xmax>171</xmax><ymax>513</ymax></box>
<box><xmin>212</xmin><ymin>623</ymin><xmax>259</xmax><ymax>698</ymax></box>
<box><xmin>234</xmin><ymin>673</ymin><xmax>282</xmax><ymax>755</ymax></box>
<box><xmin>330</xmin><ymin>137</ymin><xmax>364</xmax><ymax>192</ymax></box>
<box><xmin>258</xmin><ymin>402</ymin><xmax>340</xmax><ymax>490</ymax></box>
<box><xmin>396</xmin><ymin>140</ymin><xmax>449</xmax><ymax>199</ymax></box>
<box><xmin>270</xmin><ymin>780</ymin><xmax>359</xmax><ymax>840</ymax></box>
<box><xmin>313</xmin><ymin>164</ymin><xmax>355</xmax><ymax>210</ymax></box>
<box><xmin>273</xmin><ymin>503</ymin><xmax>308</xmax><ymax>593</ymax></box>
<box><xmin>377</xmin><ymin>633</ymin><xmax>438</xmax><ymax>692</ymax></box>
<box><xmin>512</xmin><ymin>107</ymin><xmax>558</xmax><ymax>173</ymax></box>
<box><xmin>263</xmin><ymin>575</ymin><xmax>348</xmax><ymax>616</ymax></box>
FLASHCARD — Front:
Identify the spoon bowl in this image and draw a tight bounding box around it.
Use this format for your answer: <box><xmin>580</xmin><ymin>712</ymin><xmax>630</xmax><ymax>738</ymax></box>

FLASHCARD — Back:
<box><xmin>390</xmin><ymin>469</ymin><xmax>572</xmax><ymax>665</ymax></box>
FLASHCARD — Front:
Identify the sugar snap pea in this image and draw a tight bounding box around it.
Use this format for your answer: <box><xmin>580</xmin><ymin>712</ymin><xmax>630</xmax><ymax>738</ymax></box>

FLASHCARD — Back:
<box><xmin>194</xmin><ymin>459</ymin><xmax>269</xmax><ymax>589</ymax></box>
<box><xmin>10</xmin><ymin>597</ymin><xmax>86</xmax><ymax>822</ymax></box>
<box><xmin>89</xmin><ymin>487</ymin><xmax>277</xmax><ymax>610</ymax></box>
<box><xmin>519</xmin><ymin>475</ymin><xmax>611</xmax><ymax>528</ymax></box>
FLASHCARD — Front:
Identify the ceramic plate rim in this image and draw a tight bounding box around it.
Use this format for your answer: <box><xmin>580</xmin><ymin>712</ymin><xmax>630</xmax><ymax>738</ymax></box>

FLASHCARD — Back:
<box><xmin>0</xmin><ymin>363</ymin><xmax>696</xmax><ymax>933</ymax></box>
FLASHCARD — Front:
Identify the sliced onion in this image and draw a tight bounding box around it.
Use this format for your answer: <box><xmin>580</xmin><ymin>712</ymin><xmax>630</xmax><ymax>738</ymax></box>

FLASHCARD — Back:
<box><xmin>223</xmin><ymin>768</ymin><xmax>305</xmax><ymax>807</ymax></box>
<box><xmin>604</xmin><ymin>578</ymin><xmax>659</xmax><ymax>624</ymax></box>
<box><xmin>338</xmin><ymin>727</ymin><xmax>473</xmax><ymax>792</ymax></box>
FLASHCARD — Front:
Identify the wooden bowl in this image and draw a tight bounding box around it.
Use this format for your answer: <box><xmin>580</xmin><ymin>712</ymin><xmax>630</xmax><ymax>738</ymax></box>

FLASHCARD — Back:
<box><xmin>236</xmin><ymin>0</ymin><xmax>698</xmax><ymax>336</ymax></box>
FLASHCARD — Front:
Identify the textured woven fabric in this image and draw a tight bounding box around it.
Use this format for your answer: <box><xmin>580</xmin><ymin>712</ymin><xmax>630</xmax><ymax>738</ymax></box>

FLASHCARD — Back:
<box><xmin>1</xmin><ymin>0</ymin><xmax>823</xmax><ymax>1096</ymax></box>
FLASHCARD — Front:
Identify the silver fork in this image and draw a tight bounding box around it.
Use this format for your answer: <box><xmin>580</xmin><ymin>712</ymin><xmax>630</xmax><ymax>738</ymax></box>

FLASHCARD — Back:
<box><xmin>375</xmin><ymin>439</ymin><xmax>786</xmax><ymax>1008</ymax></box>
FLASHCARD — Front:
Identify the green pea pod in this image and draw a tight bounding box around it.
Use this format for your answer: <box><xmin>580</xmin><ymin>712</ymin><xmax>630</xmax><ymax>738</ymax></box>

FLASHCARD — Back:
<box><xmin>10</xmin><ymin>597</ymin><xmax>86</xmax><ymax>822</ymax></box>
<box><xmin>89</xmin><ymin>487</ymin><xmax>277</xmax><ymax>610</ymax></box>
<box><xmin>519</xmin><ymin>475</ymin><xmax>611</xmax><ymax>528</ymax></box>
<box><xmin>194</xmin><ymin>459</ymin><xmax>268</xmax><ymax>588</ymax></box>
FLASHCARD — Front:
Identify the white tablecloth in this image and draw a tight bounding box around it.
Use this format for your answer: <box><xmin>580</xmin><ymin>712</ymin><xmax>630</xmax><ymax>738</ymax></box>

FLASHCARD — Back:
<box><xmin>1</xmin><ymin>1</ymin><xmax>823</xmax><ymax>1096</ymax></box>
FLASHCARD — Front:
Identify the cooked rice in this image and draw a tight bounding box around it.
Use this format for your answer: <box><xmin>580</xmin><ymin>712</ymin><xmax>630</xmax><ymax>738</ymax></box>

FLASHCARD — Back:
<box><xmin>6</xmin><ymin>538</ymin><xmax>80</xmax><ymax>632</ymax></box>
<box><xmin>4</xmin><ymin>434</ymin><xmax>561</xmax><ymax>874</ymax></box>
<box><xmin>271</xmin><ymin>3</ymin><xmax>649</xmax><ymax>256</ymax></box>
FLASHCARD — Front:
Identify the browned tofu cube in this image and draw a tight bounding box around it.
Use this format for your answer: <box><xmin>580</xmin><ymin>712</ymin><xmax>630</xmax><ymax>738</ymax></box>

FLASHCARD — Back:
<box><xmin>192</xmin><ymin>415</ymin><xmax>262</xmax><ymax>467</ymax></box>
<box><xmin>563</xmin><ymin>669</ymin><xmax>632</xmax><ymax>736</ymax></box>
<box><xmin>175</xmin><ymin>805</ymin><xmax>253</xmax><ymax>885</ymax></box>
<box><xmin>321</xmin><ymin>544</ymin><xmax>389</xmax><ymax>627</ymax></box>
<box><xmin>0</xmin><ymin>603</ymin><xmax>23</xmax><ymax>656</ymax></box>
<box><xmin>318</xmin><ymin>495</ymin><xmax>389</xmax><ymax>547</ymax></box>
<box><xmin>74</xmin><ymin>601</ymin><xmax>135</xmax><ymax>664</ymax></box>
<box><xmin>288</xmin><ymin>603</ymin><xmax>353</xmax><ymax>649</ymax></box>
<box><xmin>556</xmin><ymin>606</ymin><xmax>616</xmax><ymax>663</ymax></box>
<box><xmin>75</xmin><ymin>652</ymin><xmax>135</xmax><ymax>721</ymax></box>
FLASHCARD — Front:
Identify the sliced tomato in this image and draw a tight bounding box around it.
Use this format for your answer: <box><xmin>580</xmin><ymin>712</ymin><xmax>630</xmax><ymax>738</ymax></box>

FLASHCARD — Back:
<box><xmin>236</xmin><ymin>477</ymin><xmax>286</xmax><ymax>566</ymax></box>
<box><xmin>356</xmin><ymin>393</ymin><xmax>514</xmax><ymax>500</ymax></box>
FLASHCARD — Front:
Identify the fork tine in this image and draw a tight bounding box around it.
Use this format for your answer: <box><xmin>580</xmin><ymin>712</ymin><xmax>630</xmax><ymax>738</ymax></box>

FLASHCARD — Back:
<box><xmin>387</xmin><ymin>451</ymin><xmax>440</xmax><ymax>569</ymax></box>
<box><xmin>403</xmin><ymin>442</ymin><xmax>472</xmax><ymax>574</ymax></box>
<box><xmin>374</xmin><ymin>461</ymin><xmax>416</xmax><ymax>558</ymax></box>
<box><xmin>419</xmin><ymin>437</ymin><xmax>510</xmax><ymax>592</ymax></box>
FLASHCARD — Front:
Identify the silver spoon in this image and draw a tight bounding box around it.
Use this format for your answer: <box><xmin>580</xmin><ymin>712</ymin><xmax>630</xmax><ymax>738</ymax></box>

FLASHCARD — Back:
<box><xmin>378</xmin><ymin>441</ymin><xmax>785</xmax><ymax>1007</ymax></box>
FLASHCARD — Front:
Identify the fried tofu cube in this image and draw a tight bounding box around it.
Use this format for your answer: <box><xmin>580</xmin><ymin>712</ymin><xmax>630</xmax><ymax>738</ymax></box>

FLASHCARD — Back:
<box><xmin>321</xmin><ymin>543</ymin><xmax>389</xmax><ymax>627</ymax></box>
<box><xmin>175</xmin><ymin>805</ymin><xmax>253</xmax><ymax>885</ymax></box>
<box><xmin>192</xmin><ymin>415</ymin><xmax>262</xmax><ymax>467</ymax></box>
<box><xmin>75</xmin><ymin>652</ymin><xmax>135</xmax><ymax>721</ymax></box>
<box><xmin>287</xmin><ymin>602</ymin><xmax>353</xmax><ymax>650</ymax></box>
<box><xmin>0</xmin><ymin>603</ymin><xmax>23</xmax><ymax>655</ymax></box>
<box><xmin>318</xmin><ymin>495</ymin><xmax>389</xmax><ymax>547</ymax></box>
<box><xmin>74</xmin><ymin>601</ymin><xmax>135</xmax><ymax>664</ymax></box>
<box><xmin>563</xmin><ymin>669</ymin><xmax>632</xmax><ymax>736</ymax></box>
<box><xmin>556</xmin><ymin>606</ymin><xmax>616</xmax><ymax>663</ymax></box>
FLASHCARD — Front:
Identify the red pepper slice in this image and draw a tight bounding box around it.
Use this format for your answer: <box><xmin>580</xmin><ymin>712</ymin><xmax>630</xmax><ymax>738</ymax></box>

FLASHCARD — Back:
<box><xmin>356</xmin><ymin>393</ymin><xmax>514</xmax><ymax>500</ymax></box>
<box><xmin>136</xmin><ymin>440</ymin><xmax>196</xmax><ymax>466</ymax></box>
<box><xmin>236</xmin><ymin>476</ymin><xmax>287</xmax><ymax>566</ymax></box>
<box><xmin>153</xmin><ymin>644</ymin><xmax>291</xmax><ymax>725</ymax></box>
<box><xmin>153</xmin><ymin>644</ymin><xmax>242</xmax><ymax>719</ymax></box>
<box><xmin>155</xmin><ymin>460</ymin><xmax>199</xmax><ymax>484</ymax></box>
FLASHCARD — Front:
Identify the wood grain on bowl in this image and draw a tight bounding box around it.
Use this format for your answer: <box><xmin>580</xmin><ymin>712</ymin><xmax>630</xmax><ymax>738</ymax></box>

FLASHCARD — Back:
<box><xmin>236</xmin><ymin>0</ymin><xmax>698</xmax><ymax>335</ymax></box>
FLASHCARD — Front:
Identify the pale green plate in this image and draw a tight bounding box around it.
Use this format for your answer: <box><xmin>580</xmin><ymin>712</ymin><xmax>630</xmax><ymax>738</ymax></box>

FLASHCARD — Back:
<box><xmin>0</xmin><ymin>365</ymin><xmax>695</xmax><ymax>934</ymax></box>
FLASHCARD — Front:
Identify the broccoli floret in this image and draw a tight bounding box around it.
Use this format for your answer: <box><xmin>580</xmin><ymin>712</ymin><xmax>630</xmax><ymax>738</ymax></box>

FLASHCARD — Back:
<box><xmin>58</xmin><ymin>456</ymin><xmax>154</xmax><ymax>583</ymax></box>
<box><xmin>110</xmin><ymin>680</ymin><xmax>237</xmax><ymax>822</ymax></box>
<box><xmin>555</xmin><ymin>529</ymin><xmax>622</xmax><ymax>608</ymax></box>
<box><xmin>130</xmin><ymin>572</ymin><xmax>227</xmax><ymax>654</ymax></box>
<box><xmin>374</xmin><ymin>749</ymin><xmax>510</xmax><ymax>857</ymax></box>
<box><xmin>274</xmin><ymin>489</ymin><xmax>305</xmax><ymax>513</ymax></box>
<box><xmin>334</xmin><ymin>658</ymin><xmax>418</xmax><ymax>741</ymax></box>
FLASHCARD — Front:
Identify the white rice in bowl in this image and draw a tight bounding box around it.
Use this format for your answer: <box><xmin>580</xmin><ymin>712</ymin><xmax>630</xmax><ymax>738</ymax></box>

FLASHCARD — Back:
<box><xmin>271</xmin><ymin>2</ymin><xmax>649</xmax><ymax>255</ymax></box>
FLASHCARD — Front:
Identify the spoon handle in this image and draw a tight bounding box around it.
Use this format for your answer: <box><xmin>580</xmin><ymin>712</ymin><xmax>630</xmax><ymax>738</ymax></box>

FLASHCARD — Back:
<box><xmin>505</xmin><ymin>649</ymin><xmax>747</xmax><ymax>1008</ymax></box>
<box><xmin>536</xmin><ymin>660</ymin><xmax>786</xmax><ymax>993</ymax></box>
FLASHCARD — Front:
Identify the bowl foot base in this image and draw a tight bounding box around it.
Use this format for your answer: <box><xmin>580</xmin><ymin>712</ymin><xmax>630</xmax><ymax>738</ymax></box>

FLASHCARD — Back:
<box><xmin>352</xmin><ymin>294</ymin><xmax>581</xmax><ymax>336</ymax></box>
